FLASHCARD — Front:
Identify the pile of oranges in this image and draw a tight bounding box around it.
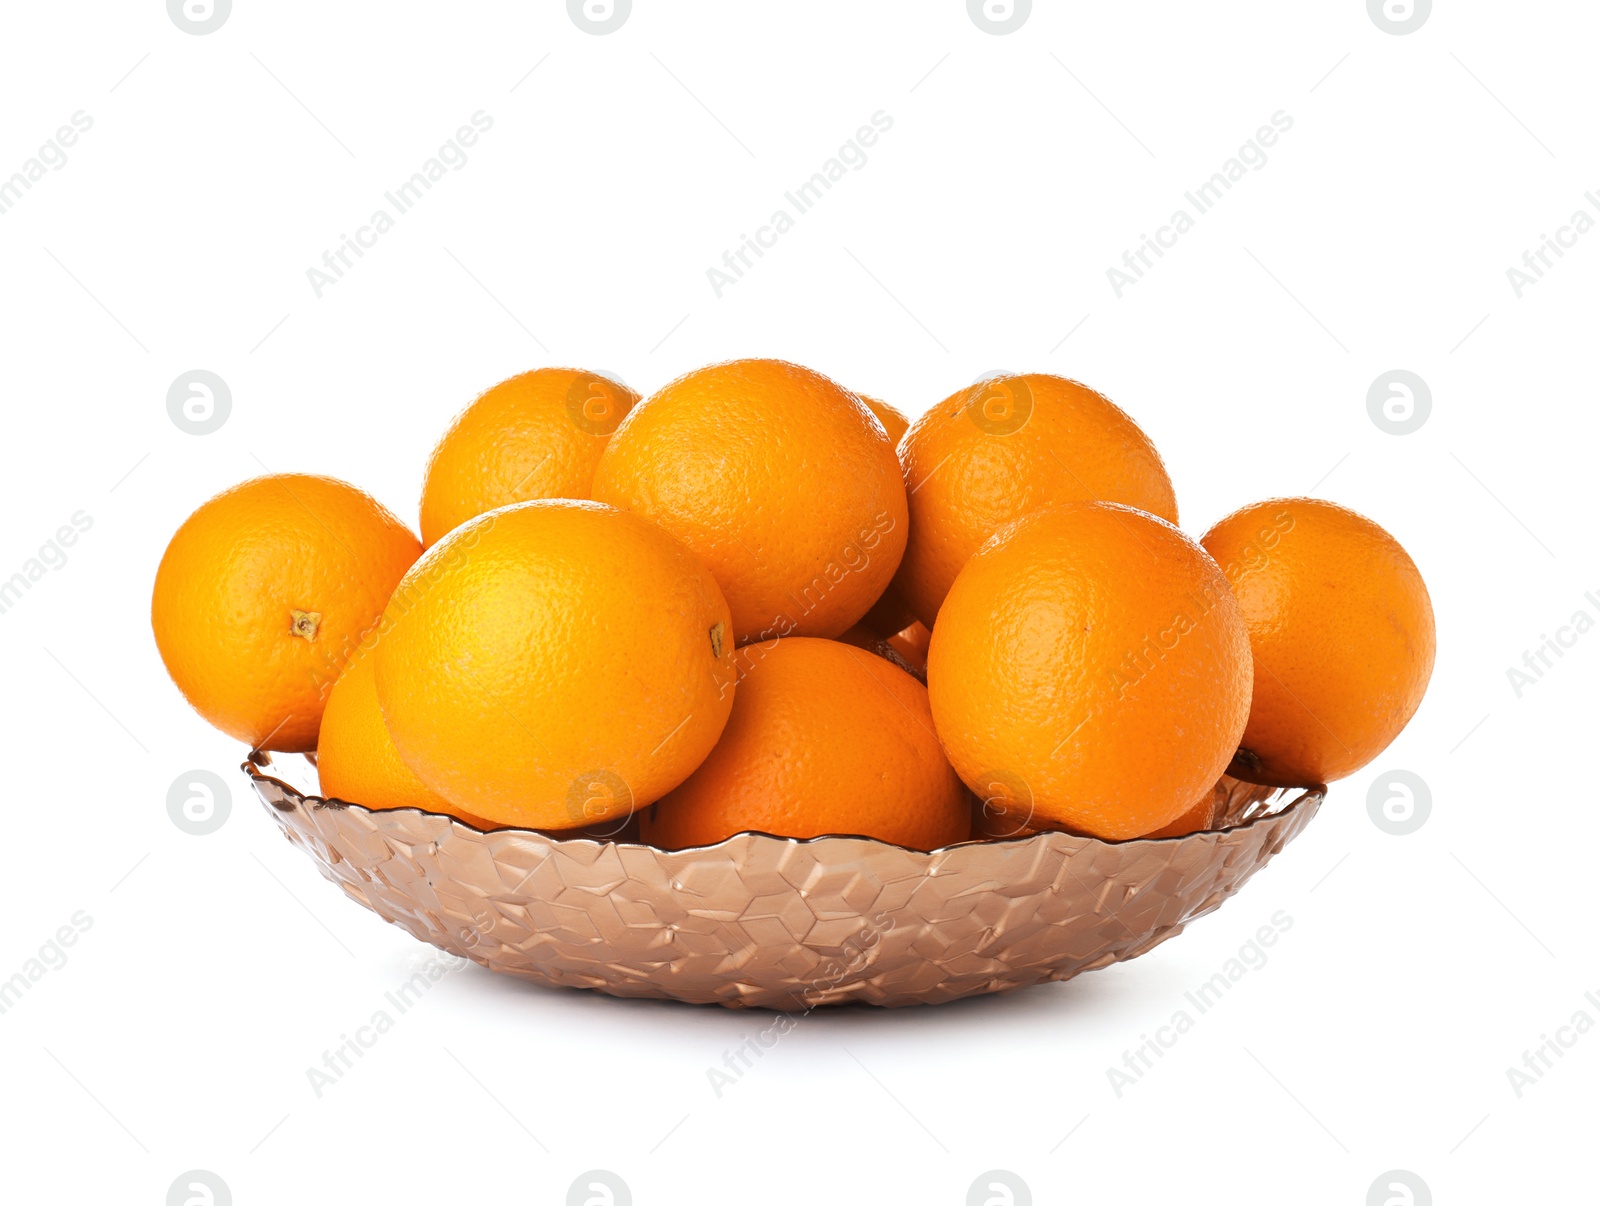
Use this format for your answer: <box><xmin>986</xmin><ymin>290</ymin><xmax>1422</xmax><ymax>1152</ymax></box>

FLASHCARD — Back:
<box><xmin>152</xmin><ymin>360</ymin><xmax>1436</xmax><ymax>849</ymax></box>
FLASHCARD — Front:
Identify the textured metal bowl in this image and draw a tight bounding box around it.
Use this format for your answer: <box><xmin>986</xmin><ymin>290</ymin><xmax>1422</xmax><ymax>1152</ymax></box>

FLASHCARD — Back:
<box><xmin>245</xmin><ymin>754</ymin><xmax>1322</xmax><ymax>1010</ymax></box>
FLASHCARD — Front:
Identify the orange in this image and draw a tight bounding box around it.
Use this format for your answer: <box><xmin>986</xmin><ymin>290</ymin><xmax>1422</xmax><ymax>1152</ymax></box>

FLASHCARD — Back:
<box><xmin>590</xmin><ymin>359</ymin><xmax>908</xmax><ymax>645</ymax></box>
<box><xmin>372</xmin><ymin>499</ymin><xmax>735</xmax><ymax>828</ymax></box>
<box><xmin>927</xmin><ymin>501</ymin><xmax>1251</xmax><ymax>840</ymax></box>
<box><xmin>853</xmin><ymin>395</ymin><xmax>919</xmax><ymax>628</ymax></box>
<box><xmin>859</xmin><ymin>395</ymin><xmax>910</xmax><ymax>446</ymax></box>
<box><xmin>836</xmin><ymin>623</ymin><xmax>922</xmax><ymax>680</ymax></box>
<box><xmin>970</xmin><ymin>787</ymin><xmax>1039</xmax><ymax>840</ymax></box>
<box><xmin>886</xmin><ymin>620</ymin><xmax>931</xmax><ymax>674</ymax></box>
<box><xmin>152</xmin><ymin>474</ymin><xmax>420</xmax><ymax>752</ymax></box>
<box><xmin>317</xmin><ymin>646</ymin><xmax>632</xmax><ymax>831</ymax></box>
<box><xmin>969</xmin><ymin>782</ymin><xmax>1218</xmax><ymax>841</ymax></box>
<box><xmin>1142</xmin><ymin>788</ymin><xmax>1219</xmax><ymax>839</ymax></box>
<box><xmin>318</xmin><ymin>641</ymin><xmax>476</xmax><ymax>818</ymax></box>
<box><xmin>639</xmin><ymin>637</ymin><xmax>969</xmax><ymax>850</ymax></box>
<box><xmin>1201</xmin><ymin>497</ymin><xmax>1435</xmax><ymax>786</ymax></box>
<box><xmin>854</xmin><ymin>398</ymin><xmax>919</xmax><ymax>636</ymax></box>
<box><xmin>419</xmin><ymin>367</ymin><xmax>639</xmax><ymax>547</ymax></box>
<box><xmin>894</xmin><ymin>373</ymin><xmax>1178</xmax><ymax>627</ymax></box>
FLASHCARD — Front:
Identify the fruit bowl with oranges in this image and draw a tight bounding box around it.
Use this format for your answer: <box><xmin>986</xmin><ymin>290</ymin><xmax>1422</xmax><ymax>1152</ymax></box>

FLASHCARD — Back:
<box><xmin>153</xmin><ymin>361</ymin><xmax>1433</xmax><ymax>1009</ymax></box>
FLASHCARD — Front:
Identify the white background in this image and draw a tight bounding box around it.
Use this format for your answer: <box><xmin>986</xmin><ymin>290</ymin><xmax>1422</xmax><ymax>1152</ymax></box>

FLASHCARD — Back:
<box><xmin>1</xmin><ymin>2</ymin><xmax>1594</xmax><ymax>1203</ymax></box>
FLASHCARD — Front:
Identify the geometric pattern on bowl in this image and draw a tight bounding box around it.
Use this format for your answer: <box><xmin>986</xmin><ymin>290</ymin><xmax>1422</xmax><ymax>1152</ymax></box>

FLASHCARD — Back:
<box><xmin>246</xmin><ymin>756</ymin><xmax>1322</xmax><ymax>1010</ymax></box>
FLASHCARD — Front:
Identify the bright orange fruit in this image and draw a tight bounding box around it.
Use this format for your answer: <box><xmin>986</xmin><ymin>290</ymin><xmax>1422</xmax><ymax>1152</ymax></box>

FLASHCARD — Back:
<box><xmin>836</xmin><ymin>622</ymin><xmax>923</xmax><ymax>680</ymax></box>
<box><xmin>886</xmin><ymin>620</ymin><xmax>931</xmax><ymax>674</ymax></box>
<box><xmin>318</xmin><ymin>642</ymin><xmax>473</xmax><ymax>817</ymax></box>
<box><xmin>969</xmin><ymin>788</ymin><xmax>1040</xmax><ymax>840</ymax></box>
<box><xmin>1201</xmin><ymin>497</ymin><xmax>1435</xmax><ymax>786</ymax></box>
<box><xmin>419</xmin><ymin>367</ymin><xmax>639</xmax><ymax>547</ymax></box>
<box><xmin>152</xmin><ymin>474</ymin><xmax>420</xmax><ymax>751</ymax></box>
<box><xmin>969</xmin><ymin>781</ymin><xmax>1219</xmax><ymax>841</ymax></box>
<box><xmin>859</xmin><ymin>394</ymin><xmax>910</xmax><ymax>446</ymax></box>
<box><xmin>854</xmin><ymin>398</ymin><xmax>919</xmax><ymax>635</ymax></box>
<box><xmin>590</xmin><ymin>359</ymin><xmax>908</xmax><ymax>645</ymax></box>
<box><xmin>928</xmin><ymin>501</ymin><xmax>1251</xmax><ymax>840</ymax></box>
<box><xmin>372</xmin><ymin>499</ymin><xmax>735</xmax><ymax>828</ymax></box>
<box><xmin>639</xmin><ymin>637</ymin><xmax>969</xmax><ymax>850</ymax></box>
<box><xmin>1141</xmin><ymin>788</ymin><xmax>1219</xmax><ymax>838</ymax></box>
<box><xmin>894</xmin><ymin>374</ymin><xmax>1178</xmax><ymax>627</ymax></box>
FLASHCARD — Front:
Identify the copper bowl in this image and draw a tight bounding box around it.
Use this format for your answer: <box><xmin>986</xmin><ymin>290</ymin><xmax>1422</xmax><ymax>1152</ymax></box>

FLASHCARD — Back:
<box><xmin>244</xmin><ymin>754</ymin><xmax>1322</xmax><ymax>1010</ymax></box>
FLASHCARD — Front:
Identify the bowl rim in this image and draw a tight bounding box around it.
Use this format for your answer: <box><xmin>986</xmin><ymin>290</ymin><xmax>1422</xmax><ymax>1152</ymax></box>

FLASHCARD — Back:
<box><xmin>245</xmin><ymin>750</ymin><xmax>1326</xmax><ymax>858</ymax></box>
